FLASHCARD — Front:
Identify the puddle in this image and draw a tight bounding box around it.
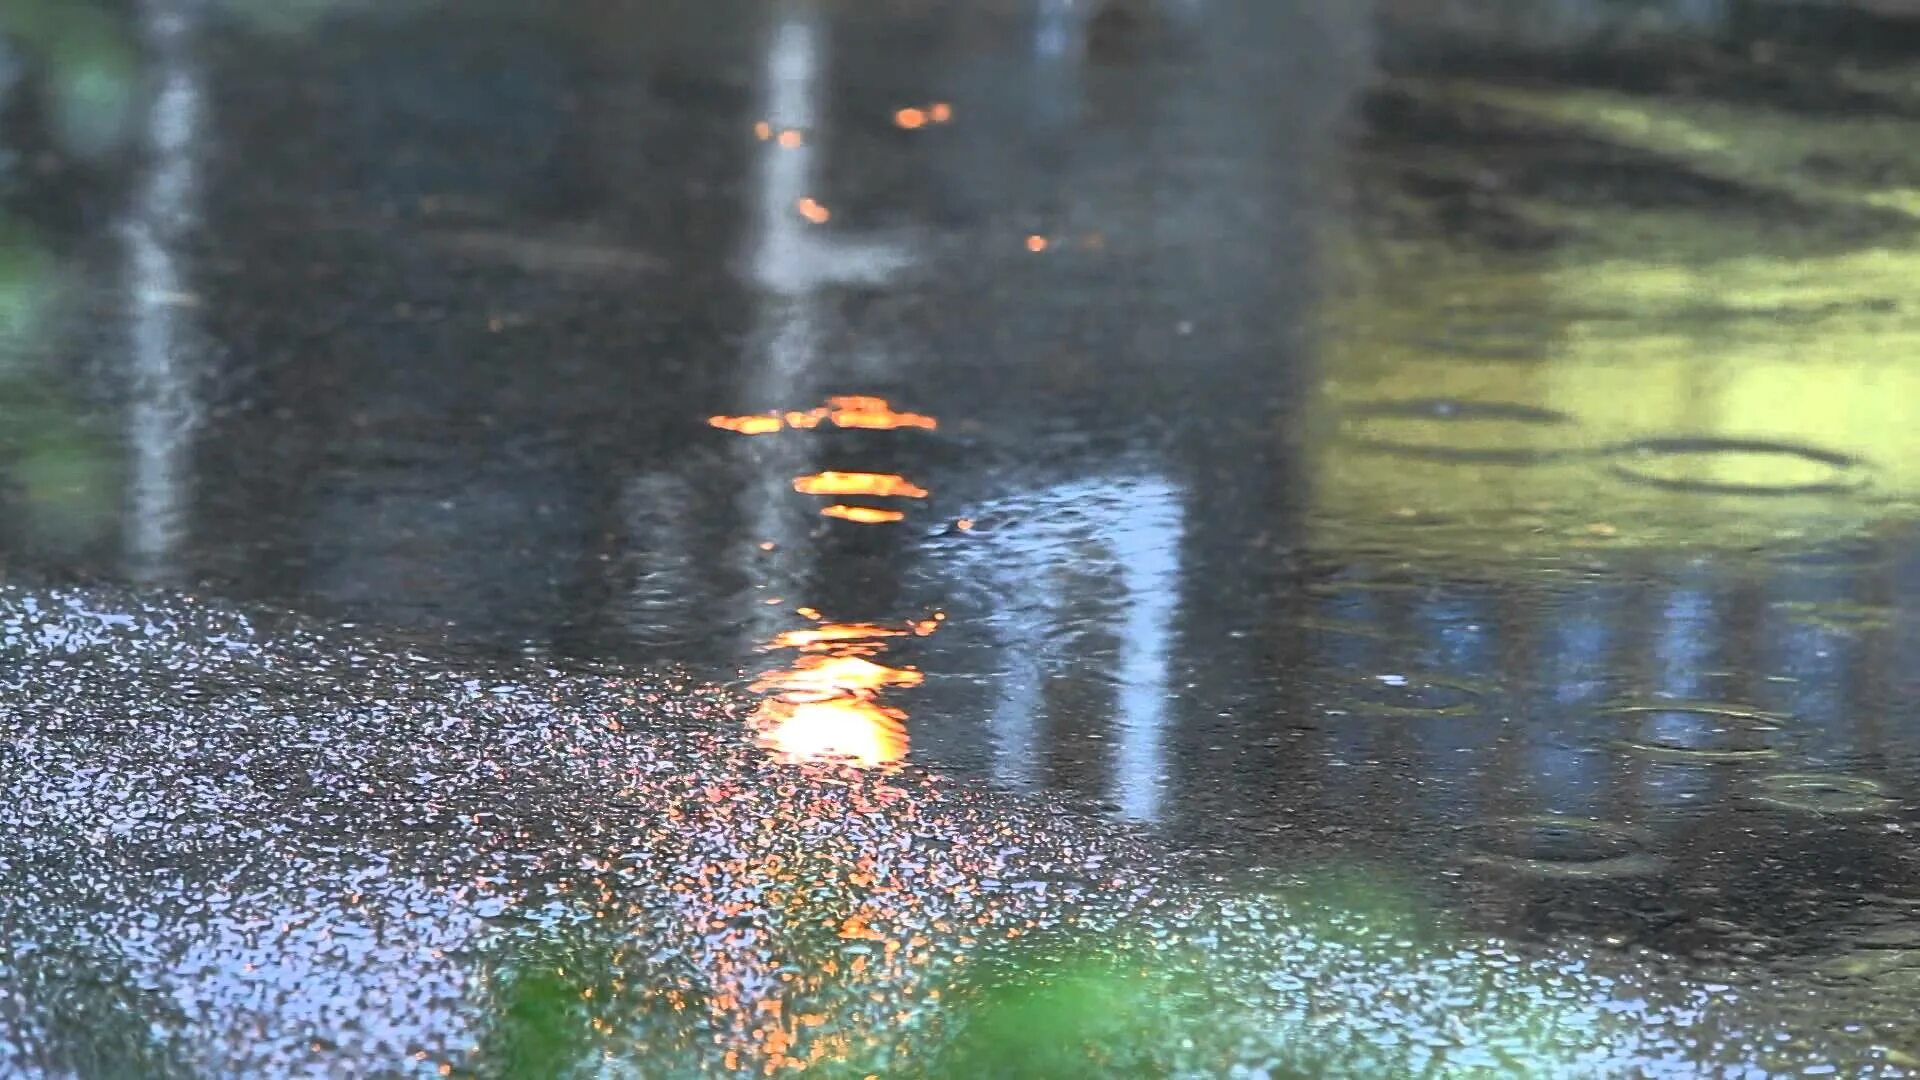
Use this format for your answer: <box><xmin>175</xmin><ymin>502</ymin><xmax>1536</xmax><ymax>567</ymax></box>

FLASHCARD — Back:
<box><xmin>8</xmin><ymin>0</ymin><xmax>1920</xmax><ymax>1074</ymax></box>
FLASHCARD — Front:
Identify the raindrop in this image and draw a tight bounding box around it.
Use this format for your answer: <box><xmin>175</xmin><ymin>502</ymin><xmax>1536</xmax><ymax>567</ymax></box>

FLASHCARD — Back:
<box><xmin>1604</xmin><ymin>437</ymin><xmax>1870</xmax><ymax>497</ymax></box>
<box><xmin>1323</xmin><ymin>671</ymin><xmax>1485</xmax><ymax>719</ymax></box>
<box><xmin>1469</xmin><ymin>816</ymin><xmax>1665</xmax><ymax>880</ymax></box>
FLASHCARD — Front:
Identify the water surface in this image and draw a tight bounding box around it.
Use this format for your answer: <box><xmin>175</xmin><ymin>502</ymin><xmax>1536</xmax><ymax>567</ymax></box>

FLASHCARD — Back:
<box><xmin>6</xmin><ymin>0</ymin><xmax>1920</xmax><ymax>1073</ymax></box>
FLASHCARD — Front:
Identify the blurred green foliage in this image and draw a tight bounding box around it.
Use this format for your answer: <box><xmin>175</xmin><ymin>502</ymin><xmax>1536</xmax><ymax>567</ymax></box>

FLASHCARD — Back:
<box><xmin>928</xmin><ymin>952</ymin><xmax>1172</xmax><ymax>1079</ymax></box>
<box><xmin>462</xmin><ymin>863</ymin><xmax>1626</xmax><ymax>1078</ymax></box>
<box><xmin>0</xmin><ymin>218</ymin><xmax>58</xmax><ymax>350</ymax></box>
<box><xmin>0</xmin><ymin>0</ymin><xmax>139</xmax><ymax>161</ymax></box>
<box><xmin>0</xmin><ymin>3</ymin><xmax>129</xmax><ymax>549</ymax></box>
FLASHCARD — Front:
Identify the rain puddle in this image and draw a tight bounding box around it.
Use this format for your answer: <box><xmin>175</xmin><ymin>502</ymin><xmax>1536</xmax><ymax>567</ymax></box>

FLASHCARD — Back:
<box><xmin>6</xmin><ymin>0</ymin><xmax>1920</xmax><ymax>1075</ymax></box>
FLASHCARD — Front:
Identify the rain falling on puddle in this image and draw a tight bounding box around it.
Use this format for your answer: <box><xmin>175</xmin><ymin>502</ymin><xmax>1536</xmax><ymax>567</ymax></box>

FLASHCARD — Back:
<box><xmin>5</xmin><ymin>0</ymin><xmax>1920</xmax><ymax>1075</ymax></box>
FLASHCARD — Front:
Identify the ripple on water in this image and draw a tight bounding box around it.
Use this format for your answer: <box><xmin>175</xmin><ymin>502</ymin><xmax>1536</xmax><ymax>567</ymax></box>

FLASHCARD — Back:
<box><xmin>1469</xmin><ymin>815</ymin><xmax>1666</xmax><ymax>880</ymax></box>
<box><xmin>1745</xmin><ymin>773</ymin><xmax>1899</xmax><ymax>816</ymax></box>
<box><xmin>1604</xmin><ymin>700</ymin><xmax>1789</xmax><ymax>763</ymax></box>
<box><xmin>1604</xmin><ymin>436</ymin><xmax>1872</xmax><ymax>497</ymax></box>
<box><xmin>1775</xmin><ymin>599</ymin><xmax>1895</xmax><ymax>635</ymax></box>
<box><xmin>1</xmin><ymin>585</ymin><xmax>1910</xmax><ymax>1075</ymax></box>
<box><xmin>1336</xmin><ymin>397</ymin><xmax>1589</xmax><ymax>465</ymax></box>
<box><xmin>1284</xmin><ymin>615</ymin><xmax>1393</xmax><ymax>642</ymax></box>
<box><xmin>1322</xmin><ymin>671</ymin><xmax>1486</xmax><ymax>718</ymax></box>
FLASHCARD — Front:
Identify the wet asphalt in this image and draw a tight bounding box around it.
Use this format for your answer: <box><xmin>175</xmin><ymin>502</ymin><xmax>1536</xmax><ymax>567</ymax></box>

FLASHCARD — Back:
<box><xmin>7</xmin><ymin>0</ymin><xmax>1920</xmax><ymax>1074</ymax></box>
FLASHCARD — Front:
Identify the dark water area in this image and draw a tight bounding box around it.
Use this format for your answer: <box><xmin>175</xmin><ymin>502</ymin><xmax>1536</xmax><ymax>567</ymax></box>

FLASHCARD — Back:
<box><xmin>8</xmin><ymin>0</ymin><xmax>1920</xmax><ymax>1073</ymax></box>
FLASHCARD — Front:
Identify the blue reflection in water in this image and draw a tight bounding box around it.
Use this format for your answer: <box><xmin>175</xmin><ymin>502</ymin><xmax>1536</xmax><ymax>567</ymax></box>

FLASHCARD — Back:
<box><xmin>1411</xmin><ymin>593</ymin><xmax>1493</xmax><ymax>819</ymax></box>
<box><xmin>1316</xmin><ymin>589</ymin><xmax>1387</xmax><ymax>668</ymax></box>
<box><xmin>1527</xmin><ymin>587</ymin><xmax>1620</xmax><ymax>818</ymax></box>
<box><xmin>961</xmin><ymin>475</ymin><xmax>1182</xmax><ymax>821</ymax></box>
<box><xmin>1641</xmin><ymin>576</ymin><xmax>1719</xmax><ymax>807</ymax></box>
<box><xmin>1106</xmin><ymin>482</ymin><xmax>1182</xmax><ymax>822</ymax></box>
<box><xmin>1758</xmin><ymin>566</ymin><xmax>1858</xmax><ymax>768</ymax></box>
<box><xmin>1312</xmin><ymin>589</ymin><xmax>1385</xmax><ymax>794</ymax></box>
<box><xmin>1413</xmin><ymin>593</ymin><xmax>1490</xmax><ymax>672</ymax></box>
<box><xmin>1897</xmin><ymin>530</ymin><xmax>1920</xmax><ymax>752</ymax></box>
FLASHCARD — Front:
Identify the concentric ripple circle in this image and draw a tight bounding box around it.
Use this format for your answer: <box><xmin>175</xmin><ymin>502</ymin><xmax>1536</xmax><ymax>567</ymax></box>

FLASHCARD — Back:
<box><xmin>1746</xmin><ymin>773</ymin><xmax>1898</xmax><ymax>816</ymax></box>
<box><xmin>1604</xmin><ymin>700</ymin><xmax>1788</xmax><ymax>763</ymax></box>
<box><xmin>1337</xmin><ymin>398</ymin><xmax>1588</xmax><ymax>465</ymax></box>
<box><xmin>1604</xmin><ymin>437</ymin><xmax>1870</xmax><ymax>496</ymax></box>
<box><xmin>1469</xmin><ymin>815</ymin><xmax>1666</xmax><ymax>880</ymax></box>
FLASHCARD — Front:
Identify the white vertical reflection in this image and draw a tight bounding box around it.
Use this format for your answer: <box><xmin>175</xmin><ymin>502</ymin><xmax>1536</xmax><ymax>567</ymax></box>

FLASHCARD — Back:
<box><xmin>1030</xmin><ymin>0</ymin><xmax>1085</xmax><ymax>129</ymax></box>
<box><xmin>735</xmin><ymin>6</ymin><xmax>827</xmax><ymax>653</ymax></box>
<box><xmin>123</xmin><ymin>2</ymin><xmax>204</xmax><ymax>583</ymax></box>
<box><xmin>962</xmin><ymin>475</ymin><xmax>1183</xmax><ymax>821</ymax></box>
<box><xmin>1642</xmin><ymin>578</ymin><xmax>1717</xmax><ymax>808</ymax></box>
<box><xmin>732</xmin><ymin>3</ymin><xmax>911</xmax><ymax>652</ymax></box>
<box><xmin>1106</xmin><ymin>479</ymin><xmax>1182</xmax><ymax>822</ymax></box>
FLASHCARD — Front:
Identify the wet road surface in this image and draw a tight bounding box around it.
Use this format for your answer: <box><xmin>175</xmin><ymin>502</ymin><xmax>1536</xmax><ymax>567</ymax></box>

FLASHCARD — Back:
<box><xmin>8</xmin><ymin>0</ymin><xmax>1920</xmax><ymax>1074</ymax></box>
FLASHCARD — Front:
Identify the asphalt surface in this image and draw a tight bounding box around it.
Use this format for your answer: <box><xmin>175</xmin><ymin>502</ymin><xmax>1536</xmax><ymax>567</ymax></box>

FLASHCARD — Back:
<box><xmin>6</xmin><ymin>0</ymin><xmax>1920</xmax><ymax>1074</ymax></box>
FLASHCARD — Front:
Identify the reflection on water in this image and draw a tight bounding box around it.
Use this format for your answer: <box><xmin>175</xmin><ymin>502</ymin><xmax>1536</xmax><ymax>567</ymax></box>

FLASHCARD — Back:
<box><xmin>1319</xmin><ymin>63</ymin><xmax>1920</xmax><ymax>556</ymax></box>
<box><xmin>13</xmin><ymin>0</ymin><xmax>1920</xmax><ymax>1072</ymax></box>
<box><xmin>122</xmin><ymin>0</ymin><xmax>206</xmax><ymax>584</ymax></box>
<box><xmin>749</xmin><ymin>612</ymin><xmax>940</xmax><ymax>768</ymax></box>
<box><xmin>791</xmin><ymin>470</ymin><xmax>929</xmax><ymax>499</ymax></box>
<box><xmin>818</xmin><ymin>504</ymin><xmax>905</xmax><ymax>524</ymax></box>
<box><xmin>712</xmin><ymin>391</ymin><xmax>943</xmax><ymax>765</ymax></box>
<box><xmin>710</xmin><ymin>395</ymin><xmax>940</xmax><ymax>436</ymax></box>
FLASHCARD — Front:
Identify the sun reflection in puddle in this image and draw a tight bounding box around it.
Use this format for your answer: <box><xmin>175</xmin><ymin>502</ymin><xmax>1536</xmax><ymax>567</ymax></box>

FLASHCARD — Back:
<box><xmin>792</xmin><ymin>471</ymin><xmax>929</xmax><ymax>499</ymax></box>
<box><xmin>708</xmin><ymin>395</ymin><xmax>938</xmax><ymax>436</ymax></box>
<box><xmin>818</xmin><ymin>505</ymin><xmax>906</xmax><ymax>524</ymax></box>
<box><xmin>749</xmin><ymin>613</ymin><xmax>943</xmax><ymax>768</ymax></box>
<box><xmin>709</xmin><ymin>393</ymin><xmax>942</xmax><ymax>764</ymax></box>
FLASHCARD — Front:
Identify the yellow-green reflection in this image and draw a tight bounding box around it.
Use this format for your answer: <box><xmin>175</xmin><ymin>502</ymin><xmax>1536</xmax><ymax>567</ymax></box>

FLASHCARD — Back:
<box><xmin>1312</xmin><ymin>68</ymin><xmax>1920</xmax><ymax>557</ymax></box>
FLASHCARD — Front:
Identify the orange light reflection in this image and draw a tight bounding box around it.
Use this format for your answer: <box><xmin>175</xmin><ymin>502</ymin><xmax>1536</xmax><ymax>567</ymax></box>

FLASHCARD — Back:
<box><xmin>752</xmin><ymin>696</ymin><xmax>907</xmax><ymax>770</ymax></box>
<box><xmin>749</xmin><ymin>617</ymin><xmax>941</xmax><ymax>770</ymax></box>
<box><xmin>769</xmin><ymin>623</ymin><xmax>908</xmax><ymax>650</ymax></box>
<box><xmin>753</xmin><ymin>654</ymin><xmax>924</xmax><ymax>695</ymax></box>
<box><xmin>820</xmin><ymin>505</ymin><xmax>906</xmax><ymax>524</ymax></box>
<box><xmin>709</xmin><ymin>414</ymin><xmax>784</xmax><ymax>435</ymax></box>
<box><xmin>825</xmin><ymin>395</ymin><xmax>938</xmax><ymax>431</ymax></box>
<box><xmin>793</xmin><ymin>472</ymin><xmax>928</xmax><ymax>499</ymax></box>
<box><xmin>706</xmin><ymin>397</ymin><xmax>937</xmax><ymax>435</ymax></box>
